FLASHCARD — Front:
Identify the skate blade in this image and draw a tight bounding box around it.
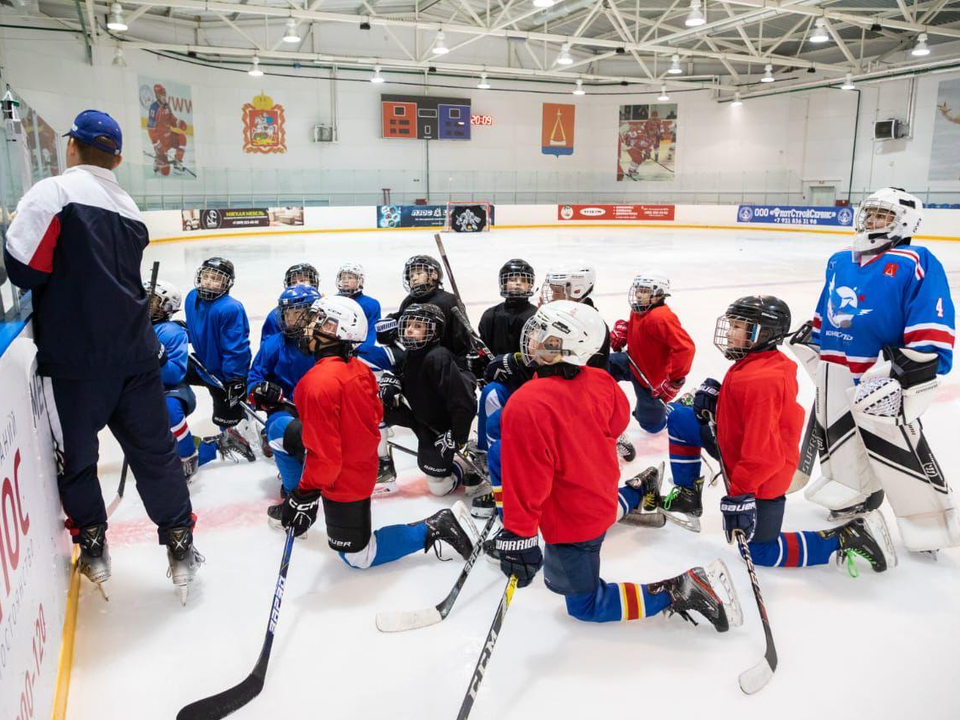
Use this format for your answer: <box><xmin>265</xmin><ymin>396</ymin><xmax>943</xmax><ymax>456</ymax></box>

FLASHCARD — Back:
<box><xmin>451</xmin><ymin>500</ymin><xmax>481</xmax><ymax>548</ymax></box>
<box><xmin>865</xmin><ymin>510</ymin><xmax>898</xmax><ymax>569</ymax></box>
<box><xmin>464</xmin><ymin>480</ymin><xmax>493</xmax><ymax>499</ymax></box>
<box><xmin>706</xmin><ymin>558</ymin><xmax>743</xmax><ymax>629</ymax></box>
<box><xmin>621</xmin><ymin>511</ymin><xmax>667</xmax><ymax>528</ymax></box>
<box><xmin>177</xmin><ymin>584</ymin><xmax>189</xmax><ymax>606</ymax></box>
<box><xmin>90</xmin><ymin>580</ymin><xmax>109</xmax><ymax>602</ymax></box>
<box><xmin>657</xmin><ymin>509</ymin><xmax>701</xmax><ymax>533</ymax></box>
<box><xmin>470</xmin><ymin>507</ymin><xmax>497</xmax><ymax>521</ymax></box>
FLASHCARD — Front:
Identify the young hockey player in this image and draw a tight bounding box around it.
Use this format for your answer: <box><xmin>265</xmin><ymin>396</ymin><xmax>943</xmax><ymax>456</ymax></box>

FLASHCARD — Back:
<box><xmin>261</xmin><ymin>263</ymin><xmax>320</xmax><ymax>343</ymax></box>
<box><xmin>657</xmin><ymin>295</ymin><xmax>897</xmax><ymax>575</ymax></box>
<box><xmin>375</xmin><ymin>255</ymin><xmax>472</xmax><ymax>361</ymax></box>
<box><xmin>608</xmin><ymin>274</ymin><xmax>695</xmax><ymax>433</ymax></box>
<box><xmin>278</xmin><ymin>296</ymin><xmax>478</xmax><ymax>568</ymax></box>
<box><xmin>802</xmin><ymin>188</ymin><xmax>957</xmax><ymax>554</ymax></box>
<box><xmin>379</xmin><ymin>303</ymin><xmax>486</xmax><ymax>497</ymax></box>
<box><xmin>184</xmin><ymin>256</ymin><xmax>254</xmax><ymax>461</ymax></box>
<box><xmin>478</xmin><ymin>259</ymin><xmax>537</xmax><ymax>355</ymax></box>
<box><xmin>248</xmin><ymin>284</ymin><xmax>321</xmax><ymax>511</ymax></box>
<box><xmin>494</xmin><ymin>300</ymin><xmax>738</xmax><ymax>629</ymax></box>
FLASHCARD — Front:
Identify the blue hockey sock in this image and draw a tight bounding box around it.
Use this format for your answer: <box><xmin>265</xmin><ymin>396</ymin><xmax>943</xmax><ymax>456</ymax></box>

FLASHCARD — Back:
<box><xmin>617</xmin><ymin>485</ymin><xmax>643</xmax><ymax>520</ymax></box>
<box><xmin>198</xmin><ymin>440</ymin><xmax>217</xmax><ymax>466</ymax></box>
<box><xmin>563</xmin><ymin>579</ymin><xmax>672</xmax><ymax>623</ymax></box>
<box><xmin>749</xmin><ymin>531</ymin><xmax>840</xmax><ymax>567</ymax></box>
<box><xmin>348</xmin><ymin>522</ymin><xmax>428</xmax><ymax>568</ymax></box>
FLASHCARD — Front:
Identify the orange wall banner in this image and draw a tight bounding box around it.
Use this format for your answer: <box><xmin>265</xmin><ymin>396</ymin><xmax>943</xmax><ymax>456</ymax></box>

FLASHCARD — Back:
<box><xmin>542</xmin><ymin>103</ymin><xmax>575</xmax><ymax>156</ymax></box>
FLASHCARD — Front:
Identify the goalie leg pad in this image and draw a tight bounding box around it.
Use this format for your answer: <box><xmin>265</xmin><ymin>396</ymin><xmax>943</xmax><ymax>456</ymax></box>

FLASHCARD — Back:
<box><xmin>805</xmin><ymin>362</ymin><xmax>880</xmax><ymax>510</ymax></box>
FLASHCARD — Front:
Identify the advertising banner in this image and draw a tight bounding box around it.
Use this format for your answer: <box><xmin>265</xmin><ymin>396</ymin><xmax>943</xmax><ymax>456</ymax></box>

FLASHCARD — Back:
<box><xmin>377</xmin><ymin>205</ymin><xmax>447</xmax><ymax>228</ymax></box>
<box><xmin>558</xmin><ymin>204</ymin><xmax>675</xmax><ymax>221</ymax></box>
<box><xmin>736</xmin><ymin>205</ymin><xmax>854</xmax><ymax>227</ymax></box>
<box><xmin>181</xmin><ymin>207</ymin><xmax>304</xmax><ymax>232</ymax></box>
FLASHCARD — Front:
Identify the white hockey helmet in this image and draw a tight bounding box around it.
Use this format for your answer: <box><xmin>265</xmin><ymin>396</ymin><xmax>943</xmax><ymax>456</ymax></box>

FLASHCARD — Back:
<box><xmin>145</xmin><ymin>279</ymin><xmax>182</xmax><ymax>322</ymax></box>
<box><xmin>852</xmin><ymin>187</ymin><xmax>923</xmax><ymax>261</ymax></box>
<box><xmin>629</xmin><ymin>273</ymin><xmax>670</xmax><ymax>313</ymax></box>
<box><xmin>336</xmin><ymin>262</ymin><xmax>365</xmax><ymax>296</ymax></box>
<box><xmin>306</xmin><ymin>296</ymin><xmax>368</xmax><ymax>345</ymax></box>
<box><xmin>540</xmin><ymin>264</ymin><xmax>596</xmax><ymax>303</ymax></box>
<box><xmin>520</xmin><ymin>300</ymin><xmax>606</xmax><ymax>367</ymax></box>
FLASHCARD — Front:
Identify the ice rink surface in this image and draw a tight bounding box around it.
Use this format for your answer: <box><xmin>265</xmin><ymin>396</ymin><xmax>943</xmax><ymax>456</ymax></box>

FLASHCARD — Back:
<box><xmin>68</xmin><ymin>226</ymin><xmax>960</xmax><ymax>720</ymax></box>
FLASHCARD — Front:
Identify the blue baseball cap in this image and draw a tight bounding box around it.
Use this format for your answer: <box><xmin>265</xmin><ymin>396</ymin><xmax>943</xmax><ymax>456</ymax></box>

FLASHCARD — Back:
<box><xmin>64</xmin><ymin>110</ymin><xmax>122</xmax><ymax>156</ymax></box>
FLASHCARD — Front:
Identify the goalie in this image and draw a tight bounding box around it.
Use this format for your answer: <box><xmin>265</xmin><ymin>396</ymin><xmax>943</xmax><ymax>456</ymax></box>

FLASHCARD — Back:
<box><xmin>799</xmin><ymin>187</ymin><xmax>957</xmax><ymax>554</ymax></box>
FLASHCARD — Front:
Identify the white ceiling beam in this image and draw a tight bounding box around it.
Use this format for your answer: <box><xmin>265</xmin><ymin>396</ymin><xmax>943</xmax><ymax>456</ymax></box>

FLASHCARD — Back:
<box><xmin>824</xmin><ymin>16</ymin><xmax>857</xmax><ymax>66</ymax></box>
<box><xmin>212</xmin><ymin>9</ymin><xmax>263</xmax><ymax>49</ymax></box>
<box><xmin>605</xmin><ymin>2</ymin><xmax>655</xmax><ymax>78</ymax></box>
<box><xmin>894</xmin><ymin>0</ymin><xmax>915</xmax><ymax>23</ymax></box>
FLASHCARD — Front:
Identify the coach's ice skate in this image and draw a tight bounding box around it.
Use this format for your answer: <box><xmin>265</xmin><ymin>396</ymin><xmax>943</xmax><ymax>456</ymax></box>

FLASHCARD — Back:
<box><xmin>77</xmin><ymin>523</ymin><xmax>111</xmax><ymax>601</ymax></box>
<box><xmin>165</xmin><ymin>526</ymin><xmax>204</xmax><ymax>605</ymax></box>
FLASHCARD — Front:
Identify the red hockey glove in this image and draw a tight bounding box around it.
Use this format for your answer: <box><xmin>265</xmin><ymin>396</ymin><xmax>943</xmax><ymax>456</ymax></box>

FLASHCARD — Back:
<box><xmin>610</xmin><ymin>319</ymin><xmax>629</xmax><ymax>352</ymax></box>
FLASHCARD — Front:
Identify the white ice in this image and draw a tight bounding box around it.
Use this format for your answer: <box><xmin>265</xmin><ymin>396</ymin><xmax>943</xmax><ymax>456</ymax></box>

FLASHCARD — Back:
<box><xmin>68</xmin><ymin>227</ymin><xmax>960</xmax><ymax>720</ymax></box>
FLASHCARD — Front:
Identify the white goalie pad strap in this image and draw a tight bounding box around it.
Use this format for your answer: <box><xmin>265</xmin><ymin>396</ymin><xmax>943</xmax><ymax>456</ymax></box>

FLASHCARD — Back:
<box><xmin>786</xmin><ymin>340</ymin><xmax>820</xmax><ymax>382</ymax></box>
<box><xmin>853</xmin><ymin>418</ymin><xmax>959</xmax><ymax>551</ymax></box>
<box><xmin>805</xmin><ymin>362</ymin><xmax>880</xmax><ymax>509</ymax></box>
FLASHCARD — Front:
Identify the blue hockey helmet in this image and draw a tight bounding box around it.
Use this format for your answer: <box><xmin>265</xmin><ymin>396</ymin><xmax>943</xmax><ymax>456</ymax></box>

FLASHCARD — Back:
<box><xmin>278</xmin><ymin>284</ymin><xmax>322</xmax><ymax>338</ymax></box>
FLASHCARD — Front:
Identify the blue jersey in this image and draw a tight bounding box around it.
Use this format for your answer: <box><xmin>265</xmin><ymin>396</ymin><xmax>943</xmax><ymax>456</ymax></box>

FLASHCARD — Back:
<box><xmin>261</xmin><ymin>307</ymin><xmax>282</xmax><ymax>345</ymax></box>
<box><xmin>812</xmin><ymin>245</ymin><xmax>955</xmax><ymax>381</ymax></box>
<box><xmin>247</xmin><ymin>332</ymin><xmax>315</xmax><ymax>398</ymax></box>
<box><xmin>350</xmin><ymin>292</ymin><xmax>382</xmax><ymax>349</ymax></box>
<box><xmin>184</xmin><ymin>289</ymin><xmax>252</xmax><ymax>382</ymax></box>
<box><xmin>155</xmin><ymin>320</ymin><xmax>189</xmax><ymax>388</ymax></box>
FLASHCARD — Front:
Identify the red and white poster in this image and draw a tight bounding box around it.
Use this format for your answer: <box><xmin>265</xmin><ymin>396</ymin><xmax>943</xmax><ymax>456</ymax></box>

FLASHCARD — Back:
<box><xmin>558</xmin><ymin>204</ymin><xmax>675</xmax><ymax>221</ymax></box>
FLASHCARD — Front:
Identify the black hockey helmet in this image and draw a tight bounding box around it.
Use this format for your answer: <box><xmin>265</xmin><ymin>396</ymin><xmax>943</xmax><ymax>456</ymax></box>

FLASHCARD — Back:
<box><xmin>714</xmin><ymin>295</ymin><xmax>791</xmax><ymax>361</ymax></box>
<box><xmin>284</xmin><ymin>262</ymin><xmax>319</xmax><ymax>288</ymax></box>
<box><xmin>499</xmin><ymin>258</ymin><xmax>535</xmax><ymax>298</ymax></box>
<box><xmin>399</xmin><ymin>302</ymin><xmax>445</xmax><ymax>350</ymax></box>
<box><xmin>195</xmin><ymin>257</ymin><xmax>235</xmax><ymax>301</ymax></box>
<box><xmin>402</xmin><ymin>255</ymin><xmax>443</xmax><ymax>298</ymax></box>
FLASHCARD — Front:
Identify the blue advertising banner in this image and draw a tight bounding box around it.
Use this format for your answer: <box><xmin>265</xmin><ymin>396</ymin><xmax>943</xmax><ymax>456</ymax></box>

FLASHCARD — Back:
<box><xmin>736</xmin><ymin>205</ymin><xmax>854</xmax><ymax>227</ymax></box>
<box><xmin>377</xmin><ymin>205</ymin><xmax>446</xmax><ymax>228</ymax></box>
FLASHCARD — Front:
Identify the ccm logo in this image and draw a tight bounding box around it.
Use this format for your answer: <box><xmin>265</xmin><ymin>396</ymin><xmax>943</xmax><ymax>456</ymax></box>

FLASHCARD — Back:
<box><xmin>580</xmin><ymin>207</ymin><xmax>606</xmax><ymax>217</ymax></box>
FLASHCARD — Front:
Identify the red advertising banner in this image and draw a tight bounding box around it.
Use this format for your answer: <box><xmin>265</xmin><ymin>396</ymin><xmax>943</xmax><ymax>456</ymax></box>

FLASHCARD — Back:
<box><xmin>558</xmin><ymin>204</ymin><xmax>675</xmax><ymax>221</ymax></box>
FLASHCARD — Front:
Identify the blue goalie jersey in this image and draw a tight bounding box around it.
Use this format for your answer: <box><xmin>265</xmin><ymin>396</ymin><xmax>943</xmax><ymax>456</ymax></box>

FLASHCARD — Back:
<box><xmin>812</xmin><ymin>245</ymin><xmax>955</xmax><ymax>381</ymax></box>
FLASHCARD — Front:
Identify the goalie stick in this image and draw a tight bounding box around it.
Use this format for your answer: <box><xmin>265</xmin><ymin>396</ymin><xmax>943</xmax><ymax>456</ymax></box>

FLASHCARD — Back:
<box><xmin>376</xmin><ymin>511</ymin><xmax>499</xmax><ymax>632</ymax></box>
<box><xmin>457</xmin><ymin>575</ymin><xmax>519</xmax><ymax>720</ymax></box>
<box><xmin>177</xmin><ymin>527</ymin><xmax>296</xmax><ymax>720</ymax></box>
<box><xmin>710</xmin><ymin>423</ymin><xmax>777</xmax><ymax>695</ymax></box>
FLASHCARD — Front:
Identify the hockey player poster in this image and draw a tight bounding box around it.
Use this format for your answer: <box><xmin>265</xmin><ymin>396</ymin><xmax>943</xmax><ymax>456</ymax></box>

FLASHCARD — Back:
<box><xmin>138</xmin><ymin>76</ymin><xmax>196</xmax><ymax>179</ymax></box>
<box><xmin>929</xmin><ymin>78</ymin><xmax>960</xmax><ymax>181</ymax></box>
<box><xmin>617</xmin><ymin>103</ymin><xmax>677</xmax><ymax>181</ymax></box>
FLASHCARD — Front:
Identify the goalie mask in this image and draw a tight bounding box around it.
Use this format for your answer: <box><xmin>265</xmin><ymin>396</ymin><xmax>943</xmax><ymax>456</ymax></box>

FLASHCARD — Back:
<box><xmin>540</xmin><ymin>264</ymin><xmax>596</xmax><ymax>304</ymax></box>
<box><xmin>402</xmin><ymin>255</ymin><xmax>443</xmax><ymax>298</ymax></box>
<box><xmin>300</xmin><ymin>296</ymin><xmax>367</xmax><ymax>354</ymax></box>
<box><xmin>145</xmin><ymin>279</ymin><xmax>182</xmax><ymax>324</ymax></box>
<box><xmin>195</xmin><ymin>257</ymin><xmax>235</xmax><ymax>301</ymax></box>
<box><xmin>852</xmin><ymin>187</ymin><xmax>923</xmax><ymax>263</ymax></box>
<box><xmin>520</xmin><ymin>300</ymin><xmax>606</xmax><ymax>368</ymax></box>
<box><xmin>336</xmin><ymin>262</ymin><xmax>365</xmax><ymax>297</ymax></box>
<box><xmin>629</xmin><ymin>273</ymin><xmax>670</xmax><ymax>313</ymax></box>
<box><xmin>399</xmin><ymin>303</ymin><xmax>445</xmax><ymax>351</ymax></box>
<box><xmin>278</xmin><ymin>284</ymin><xmax>322</xmax><ymax>339</ymax></box>
<box><xmin>714</xmin><ymin>295</ymin><xmax>791</xmax><ymax>361</ymax></box>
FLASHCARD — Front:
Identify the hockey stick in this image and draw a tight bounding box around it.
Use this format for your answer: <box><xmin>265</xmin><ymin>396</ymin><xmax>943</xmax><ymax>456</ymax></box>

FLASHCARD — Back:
<box><xmin>789</xmin><ymin>405</ymin><xmax>821</xmax><ymax>494</ymax></box>
<box><xmin>388</xmin><ymin>439</ymin><xmax>487</xmax><ymax>480</ymax></box>
<box><xmin>457</xmin><ymin>574</ymin><xmax>519</xmax><ymax>720</ymax></box>
<box><xmin>710</xmin><ymin>423</ymin><xmax>777</xmax><ymax>694</ymax></box>
<box><xmin>433</xmin><ymin>233</ymin><xmax>493</xmax><ymax>362</ymax></box>
<box><xmin>188</xmin><ymin>353</ymin><xmax>266</xmax><ymax>428</ymax></box>
<box><xmin>177</xmin><ymin>526</ymin><xmax>296</xmax><ymax>720</ymax></box>
<box><xmin>143</xmin><ymin>150</ymin><xmax>198</xmax><ymax>178</ymax></box>
<box><xmin>376</xmin><ymin>511</ymin><xmax>499</xmax><ymax>632</ymax></box>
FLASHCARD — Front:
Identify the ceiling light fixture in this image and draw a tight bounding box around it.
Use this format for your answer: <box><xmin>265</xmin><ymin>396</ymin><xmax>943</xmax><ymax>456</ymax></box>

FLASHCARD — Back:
<box><xmin>433</xmin><ymin>29</ymin><xmax>450</xmax><ymax>55</ymax></box>
<box><xmin>249</xmin><ymin>56</ymin><xmax>263</xmax><ymax>77</ymax></box>
<box><xmin>558</xmin><ymin>44</ymin><xmax>574</xmax><ymax>65</ymax></box>
<box><xmin>911</xmin><ymin>32</ymin><xmax>930</xmax><ymax>56</ymax></box>
<box><xmin>667</xmin><ymin>54</ymin><xmax>683</xmax><ymax>75</ymax></box>
<box><xmin>283</xmin><ymin>18</ymin><xmax>300</xmax><ymax>43</ymax></box>
<box><xmin>761</xmin><ymin>63</ymin><xmax>774</xmax><ymax>82</ymax></box>
<box><xmin>572</xmin><ymin>78</ymin><xmax>585</xmax><ymax>95</ymax></box>
<box><xmin>809</xmin><ymin>18</ymin><xmax>829</xmax><ymax>43</ymax></box>
<box><xmin>658</xmin><ymin>85</ymin><xmax>670</xmax><ymax>101</ymax></box>
<box><xmin>685</xmin><ymin>0</ymin><xmax>706</xmax><ymax>28</ymax></box>
<box><xmin>477</xmin><ymin>72</ymin><xmax>491</xmax><ymax>89</ymax></box>
<box><xmin>371</xmin><ymin>65</ymin><xmax>385</xmax><ymax>83</ymax></box>
<box><xmin>841</xmin><ymin>72</ymin><xmax>855</xmax><ymax>90</ymax></box>
<box><xmin>112</xmin><ymin>46</ymin><xmax>127</xmax><ymax>67</ymax></box>
<box><xmin>731</xmin><ymin>91</ymin><xmax>743</xmax><ymax>107</ymax></box>
<box><xmin>107</xmin><ymin>3</ymin><xmax>127</xmax><ymax>32</ymax></box>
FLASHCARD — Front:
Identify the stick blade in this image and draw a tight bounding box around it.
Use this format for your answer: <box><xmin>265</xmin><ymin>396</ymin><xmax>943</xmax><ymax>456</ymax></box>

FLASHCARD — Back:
<box><xmin>375</xmin><ymin>607</ymin><xmax>443</xmax><ymax>633</ymax></box>
<box><xmin>738</xmin><ymin>658</ymin><xmax>774</xmax><ymax>695</ymax></box>
<box><xmin>177</xmin><ymin>674</ymin><xmax>265</xmax><ymax>720</ymax></box>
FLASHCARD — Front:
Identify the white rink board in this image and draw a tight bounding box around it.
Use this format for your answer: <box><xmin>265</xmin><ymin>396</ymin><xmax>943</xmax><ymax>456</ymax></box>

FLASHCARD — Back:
<box><xmin>69</xmin><ymin>226</ymin><xmax>960</xmax><ymax>720</ymax></box>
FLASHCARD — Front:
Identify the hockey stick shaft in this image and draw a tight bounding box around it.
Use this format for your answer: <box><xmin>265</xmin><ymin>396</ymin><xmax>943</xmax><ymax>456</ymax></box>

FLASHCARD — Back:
<box><xmin>625</xmin><ymin>354</ymin><xmax>668</xmax><ymax>409</ymax></box>
<box><xmin>388</xmin><ymin>439</ymin><xmax>486</xmax><ymax>479</ymax></box>
<box><xmin>433</xmin><ymin>233</ymin><xmax>469</xmax><ymax>323</ymax></box>
<box><xmin>457</xmin><ymin>575</ymin><xmax>518</xmax><ymax>720</ymax></box>
<box><xmin>177</xmin><ymin>527</ymin><xmax>296</xmax><ymax>720</ymax></box>
<box><xmin>188</xmin><ymin>353</ymin><xmax>266</xmax><ymax>428</ymax></box>
<box><xmin>437</xmin><ymin>512</ymin><xmax>498</xmax><ymax>617</ymax></box>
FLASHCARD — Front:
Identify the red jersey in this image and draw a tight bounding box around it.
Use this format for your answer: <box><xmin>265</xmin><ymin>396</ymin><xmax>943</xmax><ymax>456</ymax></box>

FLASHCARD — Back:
<box><xmin>294</xmin><ymin>355</ymin><xmax>382</xmax><ymax>502</ymax></box>
<box><xmin>717</xmin><ymin>350</ymin><xmax>803</xmax><ymax>499</ymax></box>
<box><xmin>501</xmin><ymin>367</ymin><xmax>630</xmax><ymax>544</ymax></box>
<box><xmin>626</xmin><ymin>304</ymin><xmax>695</xmax><ymax>389</ymax></box>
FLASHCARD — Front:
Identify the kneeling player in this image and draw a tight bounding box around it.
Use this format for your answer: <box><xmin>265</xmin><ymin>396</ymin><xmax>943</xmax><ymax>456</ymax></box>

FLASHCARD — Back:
<box><xmin>494</xmin><ymin>300</ymin><xmax>738</xmax><ymax>630</ymax></box>
<box><xmin>278</xmin><ymin>296</ymin><xmax>477</xmax><ymax>567</ymax></box>
<box><xmin>662</xmin><ymin>296</ymin><xmax>897</xmax><ymax>575</ymax></box>
<box><xmin>261</xmin><ymin>263</ymin><xmax>320</xmax><ymax>343</ymax></box>
<box><xmin>379</xmin><ymin>303</ymin><xmax>485</xmax><ymax>497</ymax></box>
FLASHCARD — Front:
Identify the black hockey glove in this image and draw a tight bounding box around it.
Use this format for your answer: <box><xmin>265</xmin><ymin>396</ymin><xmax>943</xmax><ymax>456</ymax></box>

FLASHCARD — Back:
<box><xmin>720</xmin><ymin>493</ymin><xmax>757</xmax><ymax>544</ymax></box>
<box><xmin>158</xmin><ymin>343</ymin><xmax>169</xmax><ymax>367</ymax></box>
<box><xmin>466</xmin><ymin>350</ymin><xmax>491</xmax><ymax>378</ymax></box>
<box><xmin>693</xmin><ymin>378</ymin><xmax>721</xmax><ymax>425</ymax></box>
<box><xmin>280</xmin><ymin>488</ymin><xmax>321</xmax><ymax>537</ymax></box>
<box><xmin>224</xmin><ymin>378</ymin><xmax>247</xmax><ymax>408</ymax></box>
<box><xmin>494</xmin><ymin>529</ymin><xmax>543</xmax><ymax>588</ymax></box>
<box><xmin>883</xmin><ymin>345</ymin><xmax>939</xmax><ymax>389</ymax></box>
<box><xmin>378</xmin><ymin>372</ymin><xmax>403</xmax><ymax>409</ymax></box>
<box><xmin>249</xmin><ymin>381</ymin><xmax>285</xmax><ymax>412</ymax></box>
<box><xmin>484</xmin><ymin>352</ymin><xmax>523</xmax><ymax>385</ymax></box>
<box><xmin>375</xmin><ymin>317</ymin><xmax>399</xmax><ymax>346</ymax></box>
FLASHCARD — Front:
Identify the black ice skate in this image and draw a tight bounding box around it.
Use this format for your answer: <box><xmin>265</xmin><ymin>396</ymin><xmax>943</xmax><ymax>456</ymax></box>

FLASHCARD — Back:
<box><xmin>77</xmin><ymin>523</ymin><xmax>111</xmax><ymax>601</ymax></box>
<box><xmin>828</xmin><ymin>511</ymin><xmax>898</xmax><ymax>576</ymax></box>
<box><xmin>658</xmin><ymin>477</ymin><xmax>704</xmax><ymax>533</ymax></box>
<box><xmin>455</xmin><ymin>456</ymin><xmax>491</xmax><ymax>499</ymax></box>
<box><xmin>621</xmin><ymin>464</ymin><xmax>666</xmax><ymax>527</ymax></box>
<box><xmin>165</xmin><ymin>526</ymin><xmax>204</xmax><ymax>606</ymax></box>
<box><xmin>181</xmin><ymin>451</ymin><xmax>199</xmax><ymax>483</ymax></box>
<box><xmin>373</xmin><ymin>455</ymin><xmax>398</xmax><ymax>497</ymax></box>
<box><xmin>828</xmin><ymin>489</ymin><xmax>885</xmax><ymax>523</ymax></box>
<box><xmin>616</xmin><ymin>433</ymin><xmax>637</xmax><ymax>463</ymax></box>
<box><xmin>464</xmin><ymin>440</ymin><xmax>488</xmax><ymax>475</ymax></box>
<box><xmin>206</xmin><ymin>427</ymin><xmax>256</xmax><ymax>463</ymax></box>
<box><xmin>647</xmin><ymin>561</ymin><xmax>742</xmax><ymax>632</ymax></box>
<box><xmin>422</xmin><ymin>501</ymin><xmax>477</xmax><ymax>561</ymax></box>
<box><xmin>266</xmin><ymin>500</ymin><xmax>308</xmax><ymax>539</ymax></box>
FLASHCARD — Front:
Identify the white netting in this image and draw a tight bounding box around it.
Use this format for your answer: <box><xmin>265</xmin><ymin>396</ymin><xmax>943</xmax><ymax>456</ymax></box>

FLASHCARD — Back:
<box><xmin>855</xmin><ymin>377</ymin><xmax>902</xmax><ymax>417</ymax></box>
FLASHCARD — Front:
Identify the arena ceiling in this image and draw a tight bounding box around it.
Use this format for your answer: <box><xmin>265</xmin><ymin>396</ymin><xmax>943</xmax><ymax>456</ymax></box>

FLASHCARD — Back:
<box><xmin>12</xmin><ymin>0</ymin><xmax>960</xmax><ymax>99</ymax></box>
